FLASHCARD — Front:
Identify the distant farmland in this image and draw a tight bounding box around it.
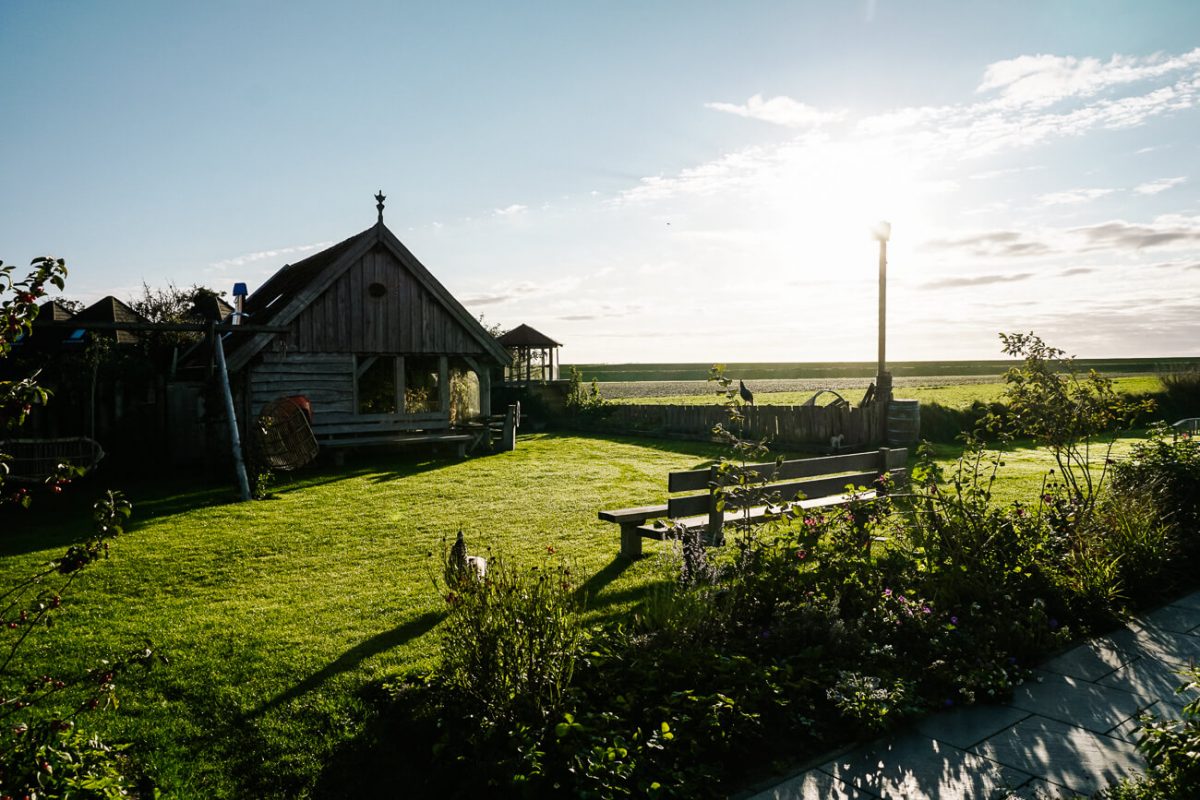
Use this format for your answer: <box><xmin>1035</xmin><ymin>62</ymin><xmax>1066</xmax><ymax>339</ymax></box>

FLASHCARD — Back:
<box><xmin>566</xmin><ymin>357</ymin><xmax>1200</xmax><ymax>383</ymax></box>
<box><xmin>561</xmin><ymin>358</ymin><xmax>1195</xmax><ymax>406</ymax></box>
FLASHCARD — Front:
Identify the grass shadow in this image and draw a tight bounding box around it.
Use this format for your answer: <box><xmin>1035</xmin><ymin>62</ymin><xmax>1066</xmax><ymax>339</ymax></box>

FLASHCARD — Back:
<box><xmin>574</xmin><ymin>555</ymin><xmax>632</xmax><ymax>607</ymax></box>
<box><xmin>247</xmin><ymin>610</ymin><xmax>443</xmax><ymax>720</ymax></box>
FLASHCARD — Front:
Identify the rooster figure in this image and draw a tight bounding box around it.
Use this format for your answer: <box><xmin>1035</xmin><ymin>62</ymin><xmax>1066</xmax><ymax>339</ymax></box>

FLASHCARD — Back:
<box><xmin>739</xmin><ymin>380</ymin><xmax>755</xmax><ymax>406</ymax></box>
<box><xmin>445</xmin><ymin>530</ymin><xmax>487</xmax><ymax>587</ymax></box>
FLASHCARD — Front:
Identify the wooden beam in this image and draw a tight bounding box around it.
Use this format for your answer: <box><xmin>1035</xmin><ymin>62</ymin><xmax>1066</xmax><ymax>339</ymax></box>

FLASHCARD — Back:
<box><xmin>42</xmin><ymin>321</ymin><xmax>290</xmax><ymax>333</ymax></box>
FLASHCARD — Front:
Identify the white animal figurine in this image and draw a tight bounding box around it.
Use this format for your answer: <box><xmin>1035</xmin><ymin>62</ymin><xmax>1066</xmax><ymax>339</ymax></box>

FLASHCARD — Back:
<box><xmin>465</xmin><ymin>555</ymin><xmax>487</xmax><ymax>580</ymax></box>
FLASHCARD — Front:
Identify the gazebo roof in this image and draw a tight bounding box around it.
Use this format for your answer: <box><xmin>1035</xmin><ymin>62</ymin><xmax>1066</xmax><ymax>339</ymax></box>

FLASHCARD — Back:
<box><xmin>496</xmin><ymin>323</ymin><xmax>561</xmax><ymax>348</ymax></box>
<box><xmin>73</xmin><ymin>296</ymin><xmax>147</xmax><ymax>345</ymax></box>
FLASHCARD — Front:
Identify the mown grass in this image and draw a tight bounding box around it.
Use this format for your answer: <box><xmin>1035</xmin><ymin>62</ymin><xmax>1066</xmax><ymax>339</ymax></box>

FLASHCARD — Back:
<box><xmin>0</xmin><ymin>429</ymin><xmax>1152</xmax><ymax>796</ymax></box>
<box><xmin>0</xmin><ymin>434</ymin><xmax>733</xmax><ymax>797</ymax></box>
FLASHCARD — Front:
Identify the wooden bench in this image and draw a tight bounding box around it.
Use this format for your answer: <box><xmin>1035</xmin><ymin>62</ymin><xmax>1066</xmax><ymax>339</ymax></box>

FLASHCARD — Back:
<box><xmin>599</xmin><ymin>447</ymin><xmax>908</xmax><ymax>558</ymax></box>
<box><xmin>313</xmin><ymin>418</ymin><xmax>475</xmax><ymax>458</ymax></box>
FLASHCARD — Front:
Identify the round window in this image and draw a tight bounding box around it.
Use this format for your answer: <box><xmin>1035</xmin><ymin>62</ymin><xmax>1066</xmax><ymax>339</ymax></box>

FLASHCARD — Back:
<box><xmin>368</xmin><ymin>282</ymin><xmax>387</xmax><ymax>298</ymax></box>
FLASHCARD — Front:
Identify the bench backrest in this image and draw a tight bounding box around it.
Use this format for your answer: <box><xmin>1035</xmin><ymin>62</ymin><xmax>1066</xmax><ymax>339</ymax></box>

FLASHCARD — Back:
<box><xmin>666</xmin><ymin>448</ymin><xmax>907</xmax><ymax>518</ymax></box>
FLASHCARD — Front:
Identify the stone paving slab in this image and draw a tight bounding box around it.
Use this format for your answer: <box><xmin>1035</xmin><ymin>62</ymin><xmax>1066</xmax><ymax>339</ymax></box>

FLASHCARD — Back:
<box><xmin>822</xmin><ymin>734</ymin><xmax>1030</xmax><ymax>800</ymax></box>
<box><xmin>1101</xmin><ymin>621</ymin><xmax>1200</xmax><ymax>664</ymax></box>
<box><xmin>1166</xmin><ymin>590</ymin><xmax>1200</xmax><ymax>611</ymax></box>
<box><xmin>1098</xmin><ymin>657</ymin><xmax>1195</xmax><ymax>710</ymax></box>
<box><xmin>971</xmin><ymin>715</ymin><xmax>1144</xmax><ymax>796</ymax></box>
<box><xmin>913</xmin><ymin>704</ymin><xmax>1029</xmax><ymax>750</ymax></box>
<box><xmin>1007</xmin><ymin>670</ymin><xmax>1142</xmax><ymax>733</ymax></box>
<box><xmin>1108</xmin><ymin>700</ymin><xmax>1183</xmax><ymax>744</ymax></box>
<box><xmin>746</xmin><ymin>768</ymin><xmax>875</xmax><ymax>799</ymax></box>
<box><xmin>1142</xmin><ymin>603</ymin><xmax>1200</xmax><ymax>634</ymax></box>
<box><xmin>1040</xmin><ymin>639</ymin><xmax>1140</xmax><ymax>682</ymax></box>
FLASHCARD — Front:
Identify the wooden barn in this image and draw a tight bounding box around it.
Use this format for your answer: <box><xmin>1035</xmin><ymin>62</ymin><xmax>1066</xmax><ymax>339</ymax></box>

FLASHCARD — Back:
<box><xmin>214</xmin><ymin>197</ymin><xmax>511</xmax><ymax>455</ymax></box>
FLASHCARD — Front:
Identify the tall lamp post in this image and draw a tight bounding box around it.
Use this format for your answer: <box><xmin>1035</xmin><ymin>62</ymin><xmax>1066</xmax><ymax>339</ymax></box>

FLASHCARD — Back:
<box><xmin>872</xmin><ymin>221</ymin><xmax>892</xmax><ymax>438</ymax></box>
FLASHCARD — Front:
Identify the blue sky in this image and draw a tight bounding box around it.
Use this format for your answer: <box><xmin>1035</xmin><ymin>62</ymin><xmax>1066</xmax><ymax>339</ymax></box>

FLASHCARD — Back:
<box><xmin>2</xmin><ymin>1</ymin><xmax>1198</xmax><ymax>363</ymax></box>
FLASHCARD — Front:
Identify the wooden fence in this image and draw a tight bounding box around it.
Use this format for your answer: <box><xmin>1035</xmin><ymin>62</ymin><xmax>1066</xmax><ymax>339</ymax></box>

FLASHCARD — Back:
<box><xmin>588</xmin><ymin>402</ymin><xmax>883</xmax><ymax>449</ymax></box>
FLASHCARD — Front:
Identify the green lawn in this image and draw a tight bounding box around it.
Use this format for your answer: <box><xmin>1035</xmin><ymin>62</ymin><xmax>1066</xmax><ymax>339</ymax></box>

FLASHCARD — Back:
<box><xmin>0</xmin><ymin>434</ymin><xmax>733</xmax><ymax>797</ymax></box>
<box><xmin>0</xmin><ymin>429</ymin><xmax>1152</xmax><ymax>797</ymax></box>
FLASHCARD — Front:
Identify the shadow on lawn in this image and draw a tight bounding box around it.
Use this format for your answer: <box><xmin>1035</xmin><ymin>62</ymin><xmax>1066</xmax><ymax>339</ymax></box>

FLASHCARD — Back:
<box><xmin>247</xmin><ymin>610</ymin><xmax>444</xmax><ymax>720</ymax></box>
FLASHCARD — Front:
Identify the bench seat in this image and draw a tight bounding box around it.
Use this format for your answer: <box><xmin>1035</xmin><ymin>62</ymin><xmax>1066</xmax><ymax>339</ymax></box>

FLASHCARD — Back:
<box><xmin>599</xmin><ymin>448</ymin><xmax>908</xmax><ymax>559</ymax></box>
<box><xmin>633</xmin><ymin>490</ymin><xmax>878</xmax><ymax>540</ymax></box>
<box><xmin>318</xmin><ymin>432</ymin><xmax>473</xmax><ymax>447</ymax></box>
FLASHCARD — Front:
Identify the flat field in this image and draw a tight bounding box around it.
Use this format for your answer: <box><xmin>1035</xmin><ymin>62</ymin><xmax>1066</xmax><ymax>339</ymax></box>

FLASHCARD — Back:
<box><xmin>0</xmin><ymin>430</ymin><xmax>1149</xmax><ymax>797</ymax></box>
<box><xmin>569</xmin><ymin>357</ymin><xmax>1199</xmax><ymax>384</ymax></box>
<box><xmin>600</xmin><ymin>375</ymin><xmax>1163</xmax><ymax>407</ymax></box>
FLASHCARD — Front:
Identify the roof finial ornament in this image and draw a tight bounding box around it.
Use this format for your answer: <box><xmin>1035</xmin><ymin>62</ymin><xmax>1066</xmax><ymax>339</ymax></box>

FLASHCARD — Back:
<box><xmin>375</xmin><ymin>190</ymin><xmax>386</xmax><ymax>223</ymax></box>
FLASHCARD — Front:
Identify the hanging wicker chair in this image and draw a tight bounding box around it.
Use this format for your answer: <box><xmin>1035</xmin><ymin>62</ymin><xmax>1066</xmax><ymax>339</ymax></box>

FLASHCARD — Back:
<box><xmin>249</xmin><ymin>397</ymin><xmax>319</xmax><ymax>471</ymax></box>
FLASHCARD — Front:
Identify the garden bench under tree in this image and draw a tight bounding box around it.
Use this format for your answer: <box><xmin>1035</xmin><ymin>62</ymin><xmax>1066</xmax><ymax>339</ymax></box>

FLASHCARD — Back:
<box><xmin>599</xmin><ymin>447</ymin><xmax>908</xmax><ymax>558</ymax></box>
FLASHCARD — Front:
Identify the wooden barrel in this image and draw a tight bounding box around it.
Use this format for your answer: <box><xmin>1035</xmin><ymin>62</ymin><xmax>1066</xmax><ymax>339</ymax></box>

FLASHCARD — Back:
<box><xmin>887</xmin><ymin>399</ymin><xmax>921</xmax><ymax>445</ymax></box>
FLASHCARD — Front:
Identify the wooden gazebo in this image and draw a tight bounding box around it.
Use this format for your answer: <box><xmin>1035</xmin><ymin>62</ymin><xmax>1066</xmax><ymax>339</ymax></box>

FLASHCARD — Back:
<box><xmin>497</xmin><ymin>324</ymin><xmax>561</xmax><ymax>385</ymax></box>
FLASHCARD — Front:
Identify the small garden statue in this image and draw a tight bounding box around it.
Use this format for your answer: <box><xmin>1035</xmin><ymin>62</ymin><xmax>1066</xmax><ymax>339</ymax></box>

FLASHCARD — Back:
<box><xmin>444</xmin><ymin>530</ymin><xmax>487</xmax><ymax>587</ymax></box>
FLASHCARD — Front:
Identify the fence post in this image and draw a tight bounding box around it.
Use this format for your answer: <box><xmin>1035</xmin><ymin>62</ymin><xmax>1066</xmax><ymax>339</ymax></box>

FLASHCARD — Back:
<box><xmin>502</xmin><ymin>404</ymin><xmax>517</xmax><ymax>451</ymax></box>
<box><xmin>707</xmin><ymin>464</ymin><xmax>724</xmax><ymax>545</ymax></box>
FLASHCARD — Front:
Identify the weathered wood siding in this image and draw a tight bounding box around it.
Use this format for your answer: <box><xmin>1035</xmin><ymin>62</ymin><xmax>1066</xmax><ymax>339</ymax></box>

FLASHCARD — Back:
<box><xmin>283</xmin><ymin>244</ymin><xmax>485</xmax><ymax>355</ymax></box>
<box><xmin>247</xmin><ymin>351</ymin><xmax>454</xmax><ymax>434</ymax></box>
<box><xmin>589</xmin><ymin>403</ymin><xmax>884</xmax><ymax>448</ymax></box>
<box><xmin>249</xmin><ymin>352</ymin><xmax>355</xmax><ymax>419</ymax></box>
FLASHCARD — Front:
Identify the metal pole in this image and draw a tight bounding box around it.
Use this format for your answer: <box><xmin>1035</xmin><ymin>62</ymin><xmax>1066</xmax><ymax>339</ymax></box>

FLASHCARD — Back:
<box><xmin>213</xmin><ymin>329</ymin><xmax>252</xmax><ymax>502</ymax></box>
<box><xmin>878</xmin><ymin>235</ymin><xmax>887</xmax><ymax>379</ymax></box>
<box><xmin>872</xmin><ymin>221</ymin><xmax>892</xmax><ymax>445</ymax></box>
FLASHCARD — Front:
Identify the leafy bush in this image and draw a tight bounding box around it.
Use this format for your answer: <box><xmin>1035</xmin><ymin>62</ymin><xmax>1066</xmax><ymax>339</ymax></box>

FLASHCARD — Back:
<box><xmin>994</xmin><ymin>332</ymin><xmax>1152</xmax><ymax>513</ymax></box>
<box><xmin>1112</xmin><ymin>425</ymin><xmax>1200</xmax><ymax>546</ymax></box>
<box><xmin>564</xmin><ymin>365</ymin><xmax>606</xmax><ymax>414</ymax></box>
<box><xmin>1159</xmin><ymin>368</ymin><xmax>1200</xmax><ymax>420</ymax></box>
<box><xmin>435</xmin><ymin>552</ymin><xmax>581</xmax><ymax>725</ymax></box>
<box><xmin>1101</xmin><ymin>666</ymin><xmax>1200</xmax><ymax>800</ymax></box>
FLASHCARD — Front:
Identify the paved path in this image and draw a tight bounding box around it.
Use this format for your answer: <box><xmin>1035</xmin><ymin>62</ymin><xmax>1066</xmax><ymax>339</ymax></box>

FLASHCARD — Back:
<box><xmin>744</xmin><ymin>590</ymin><xmax>1200</xmax><ymax>800</ymax></box>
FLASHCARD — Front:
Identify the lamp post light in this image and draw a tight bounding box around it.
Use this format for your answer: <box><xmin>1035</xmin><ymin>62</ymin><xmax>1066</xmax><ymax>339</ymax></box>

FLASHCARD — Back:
<box><xmin>871</xmin><ymin>221</ymin><xmax>893</xmax><ymax>439</ymax></box>
<box><xmin>872</xmin><ymin>221</ymin><xmax>891</xmax><ymax>383</ymax></box>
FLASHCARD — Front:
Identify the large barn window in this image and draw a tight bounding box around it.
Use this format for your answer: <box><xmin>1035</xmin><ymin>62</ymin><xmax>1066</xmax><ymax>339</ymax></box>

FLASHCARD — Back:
<box><xmin>449</xmin><ymin>358</ymin><xmax>480</xmax><ymax>424</ymax></box>
<box><xmin>404</xmin><ymin>357</ymin><xmax>441</xmax><ymax>413</ymax></box>
<box><xmin>356</xmin><ymin>356</ymin><xmax>397</xmax><ymax>414</ymax></box>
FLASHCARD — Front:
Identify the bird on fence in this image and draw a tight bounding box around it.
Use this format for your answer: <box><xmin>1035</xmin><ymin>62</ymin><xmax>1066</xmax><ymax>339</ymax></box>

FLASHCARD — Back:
<box><xmin>739</xmin><ymin>380</ymin><xmax>754</xmax><ymax>406</ymax></box>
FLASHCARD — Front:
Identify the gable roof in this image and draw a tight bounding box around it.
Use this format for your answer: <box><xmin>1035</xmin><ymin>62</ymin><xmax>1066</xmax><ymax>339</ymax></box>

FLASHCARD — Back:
<box><xmin>497</xmin><ymin>323</ymin><xmax>562</xmax><ymax>348</ymax></box>
<box><xmin>226</xmin><ymin>222</ymin><xmax>511</xmax><ymax>371</ymax></box>
<box><xmin>186</xmin><ymin>294</ymin><xmax>235</xmax><ymax>323</ymax></box>
<box><xmin>73</xmin><ymin>296</ymin><xmax>147</xmax><ymax>345</ymax></box>
<box><xmin>33</xmin><ymin>300</ymin><xmax>77</xmax><ymax>326</ymax></box>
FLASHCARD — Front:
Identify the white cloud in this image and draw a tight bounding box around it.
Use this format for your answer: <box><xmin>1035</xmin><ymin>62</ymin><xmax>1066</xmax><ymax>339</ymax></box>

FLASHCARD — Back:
<box><xmin>1036</xmin><ymin>188</ymin><xmax>1115</xmax><ymax>206</ymax></box>
<box><xmin>494</xmin><ymin>204</ymin><xmax>528</xmax><ymax>216</ymax></box>
<box><xmin>208</xmin><ymin>241</ymin><xmax>333</xmax><ymax>271</ymax></box>
<box><xmin>624</xmin><ymin>47</ymin><xmax>1200</xmax><ymax>209</ymax></box>
<box><xmin>977</xmin><ymin>48</ymin><xmax>1200</xmax><ymax>108</ymax></box>
<box><xmin>1070</xmin><ymin>214</ymin><xmax>1200</xmax><ymax>250</ymax></box>
<box><xmin>705</xmin><ymin>94</ymin><xmax>846</xmax><ymax>128</ymax></box>
<box><xmin>969</xmin><ymin>165</ymin><xmax>1044</xmax><ymax>181</ymax></box>
<box><xmin>1133</xmin><ymin>176</ymin><xmax>1187</xmax><ymax>195</ymax></box>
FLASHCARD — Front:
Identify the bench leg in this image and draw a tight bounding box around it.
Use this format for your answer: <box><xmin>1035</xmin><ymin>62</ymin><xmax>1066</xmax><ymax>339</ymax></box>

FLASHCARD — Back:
<box><xmin>619</xmin><ymin>522</ymin><xmax>643</xmax><ymax>559</ymax></box>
